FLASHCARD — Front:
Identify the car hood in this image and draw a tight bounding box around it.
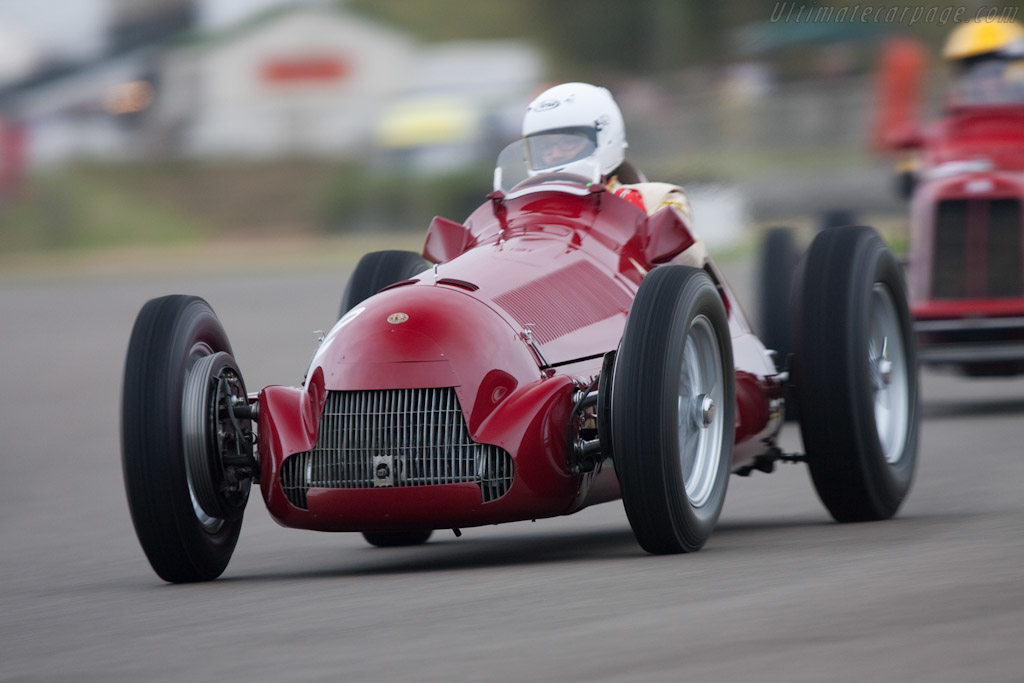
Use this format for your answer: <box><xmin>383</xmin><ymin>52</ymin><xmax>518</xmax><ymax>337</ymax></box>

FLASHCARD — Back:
<box><xmin>307</xmin><ymin>282</ymin><xmax>543</xmax><ymax>433</ymax></box>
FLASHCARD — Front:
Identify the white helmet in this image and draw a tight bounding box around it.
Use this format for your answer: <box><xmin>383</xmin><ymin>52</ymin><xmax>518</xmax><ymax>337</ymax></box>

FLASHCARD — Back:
<box><xmin>521</xmin><ymin>82</ymin><xmax>627</xmax><ymax>179</ymax></box>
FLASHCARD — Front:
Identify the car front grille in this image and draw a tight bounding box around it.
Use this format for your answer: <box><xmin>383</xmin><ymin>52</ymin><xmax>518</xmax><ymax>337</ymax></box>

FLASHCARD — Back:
<box><xmin>280</xmin><ymin>387</ymin><xmax>513</xmax><ymax>509</ymax></box>
<box><xmin>932</xmin><ymin>198</ymin><xmax>1022</xmax><ymax>299</ymax></box>
<box><xmin>988</xmin><ymin>199</ymin><xmax>1023</xmax><ymax>296</ymax></box>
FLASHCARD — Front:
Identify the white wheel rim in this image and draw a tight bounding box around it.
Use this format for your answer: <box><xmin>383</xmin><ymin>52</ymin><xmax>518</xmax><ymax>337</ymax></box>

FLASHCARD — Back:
<box><xmin>677</xmin><ymin>315</ymin><xmax>725</xmax><ymax>508</ymax></box>
<box><xmin>869</xmin><ymin>284</ymin><xmax>909</xmax><ymax>465</ymax></box>
<box><xmin>183</xmin><ymin>342</ymin><xmax>225</xmax><ymax>534</ymax></box>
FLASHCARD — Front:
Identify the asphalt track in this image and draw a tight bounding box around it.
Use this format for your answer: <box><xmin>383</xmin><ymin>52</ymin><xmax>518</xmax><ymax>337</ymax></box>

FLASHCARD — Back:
<box><xmin>1</xmin><ymin>251</ymin><xmax>1022</xmax><ymax>682</ymax></box>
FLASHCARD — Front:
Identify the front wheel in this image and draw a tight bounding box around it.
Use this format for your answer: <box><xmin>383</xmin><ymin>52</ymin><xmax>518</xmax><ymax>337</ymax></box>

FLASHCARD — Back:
<box><xmin>122</xmin><ymin>296</ymin><xmax>253</xmax><ymax>582</ymax></box>
<box><xmin>612</xmin><ymin>266</ymin><xmax>735</xmax><ymax>554</ymax></box>
<box><xmin>792</xmin><ymin>225</ymin><xmax>919</xmax><ymax>522</ymax></box>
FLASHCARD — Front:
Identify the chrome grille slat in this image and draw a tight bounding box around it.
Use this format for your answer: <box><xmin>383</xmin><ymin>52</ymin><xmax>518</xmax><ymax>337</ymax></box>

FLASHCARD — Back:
<box><xmin>280</xmin><ymin>387</ymin><xmax>514</xmax><ymax>509</ymax></box>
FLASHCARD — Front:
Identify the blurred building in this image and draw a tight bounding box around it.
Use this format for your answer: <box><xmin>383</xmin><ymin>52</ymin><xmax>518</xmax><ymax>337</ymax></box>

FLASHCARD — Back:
<box><xmin>196</xmin><ymin>0</ymin><xmax>310</xmax><ymax>32</ymax></box>
<box><xmin>0</xmin><ymin>1</ymin><xmax>544</xmax><ymax>168</ymax></box>
<box><xmin>0</xmin><ymin>0</ymin><xmax>193</xmax><ymax>169</ymax></box>
<box><xmin>161</xmin><ymin>3</ymin><xmax>416</xmax><ymax>158</ymax></box>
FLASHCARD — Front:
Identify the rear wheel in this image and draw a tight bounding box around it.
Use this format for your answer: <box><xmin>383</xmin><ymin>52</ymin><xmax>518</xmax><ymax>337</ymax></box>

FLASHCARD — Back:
<box><xmin>362</xmin><ymin>530</ymin><xmax>433</xmax><ymax>547</ymax></box>
<box><xmin>757</xmin><ymin>227</ymin><xmax>799</xmax><ymax>373</ymax></box>
<box><xmin>122</xmin><ymin>296</ymin><xmax>253</xmax><ymax>582</ymax></box>
<box><xmin>340</xmin><ymin>250</ymin><xmax>430</xmax><ymax>317</ymax></box>
<box><xmin>792</xmin><ymin>226</ymin><xmax>919</xmax><ymax>522</ymax></box>
<box><xmin>613</xmin><ymin>266</ymin><xmax>735</xmax><ymax>554</ymax></box>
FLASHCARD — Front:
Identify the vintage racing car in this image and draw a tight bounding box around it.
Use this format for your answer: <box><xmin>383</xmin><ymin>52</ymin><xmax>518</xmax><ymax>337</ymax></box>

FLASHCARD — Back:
<box><xmin>893</xmin><ymin>100</ymin><xmax>1024</xmax><ymax>376</ymax></box>
<box><xmin>121</xmin><ymin>134</ymin><xmax>920</xmax><ymax>583</ymax></box>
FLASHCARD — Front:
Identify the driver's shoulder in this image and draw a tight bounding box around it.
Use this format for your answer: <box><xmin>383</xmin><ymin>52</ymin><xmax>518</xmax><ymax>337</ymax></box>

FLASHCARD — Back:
<box><xmin>615</xmin><ymin>181</ymin><xmax>690</xmax><ymax>210</ymax></box>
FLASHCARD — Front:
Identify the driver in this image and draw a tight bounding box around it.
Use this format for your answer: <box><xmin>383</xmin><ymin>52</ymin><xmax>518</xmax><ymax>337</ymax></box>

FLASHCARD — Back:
<box><xmin>944</xmin><ymin>18</ymin><xmax>1024</xmax><ymax>105</ymax></box>
<box><xmin>521</xmin><ymin>82</ymin><xmax>693</xmax><ymax>225</ymax></box>
<box><xmin>532</xmin><ymin>131</ymin><xmax>592</xmax><ymax>168</ymax></box>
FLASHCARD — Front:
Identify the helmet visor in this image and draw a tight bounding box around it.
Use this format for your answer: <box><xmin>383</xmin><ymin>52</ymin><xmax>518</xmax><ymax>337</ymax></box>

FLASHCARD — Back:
<box><xmin>524</xmin><ymin>128</ymin><xmax>597</xmax><ymax>172</ymax></box>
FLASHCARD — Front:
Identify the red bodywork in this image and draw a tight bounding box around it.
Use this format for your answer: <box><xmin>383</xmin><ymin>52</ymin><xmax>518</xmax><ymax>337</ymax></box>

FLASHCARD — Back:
<box><xmin>257</xmin><ymin>182</ymin><xmax>782</xmax><ymax>532</ymax></box>
<box><xmin>905</xmin><ymin>105</ymin><xmax>1024</xmax><ymax>372</ymax></box>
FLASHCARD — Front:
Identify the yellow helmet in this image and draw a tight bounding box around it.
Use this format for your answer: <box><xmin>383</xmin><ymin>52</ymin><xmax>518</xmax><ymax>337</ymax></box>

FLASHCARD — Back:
<box><xmin>943</xmin><ymin>19</ymin><xmax>1024</xmax><ymax>60</ymax></box>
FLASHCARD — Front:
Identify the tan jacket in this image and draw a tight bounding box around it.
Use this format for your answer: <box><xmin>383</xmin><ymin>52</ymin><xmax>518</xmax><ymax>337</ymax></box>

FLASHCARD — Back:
<box><xmin>607</xmin><ymin>178</ymin><xmax>694</xmax><ymax>226</ymax></box>
<box><xmin>606</xmin><ymin>178</ymin><xmax>705</xmax><ymax>267</ymax></box>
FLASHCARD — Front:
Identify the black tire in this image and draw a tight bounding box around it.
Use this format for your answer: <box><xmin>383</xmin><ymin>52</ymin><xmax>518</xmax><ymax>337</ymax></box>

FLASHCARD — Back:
<box><xmin>757</xmin><ymin>227</ymin><xmax>800</xmax><ymax>373</ymax></box>
<box><xmin>122</xmin><ymin>295</ymin><xmax>248</xmax><ymax>583</ymax></box>
<box><xmin>613</xmin><ymin>266</ymin><xmax>735</xmax><ymax>554</ymax></box>
<box><xmin>362</xmin><ymin>530</ymin><xmax>433</xmax><ymax>547</ymax></box>
<box><xmin>339</xmin><ymin>250</ymin><xmax>430</xmax><ymax>318</ymax></box>
<box><xmin>792</xmin><ymin>226</ymin><xmax>919</xmax><ymax>522</ymax></box>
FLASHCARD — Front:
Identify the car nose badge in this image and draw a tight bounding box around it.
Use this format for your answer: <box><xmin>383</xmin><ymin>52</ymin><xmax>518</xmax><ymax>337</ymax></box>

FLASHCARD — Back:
<box><xmin>387</xmin><ymin>312</ymin><xmax>409</xmax><ymax>324</ymax></box>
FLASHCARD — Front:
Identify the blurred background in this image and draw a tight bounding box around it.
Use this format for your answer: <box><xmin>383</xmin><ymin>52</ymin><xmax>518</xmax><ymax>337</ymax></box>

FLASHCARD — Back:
<box><xmin>0</xmin><ymin>0</ymin><xmax>1016</xmax><ymax>257</ymax></box>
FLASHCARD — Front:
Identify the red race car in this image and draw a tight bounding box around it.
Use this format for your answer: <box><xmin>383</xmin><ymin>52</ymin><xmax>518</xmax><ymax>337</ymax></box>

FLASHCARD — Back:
<box><xmin>872</xmin><ymin>33</ymin><xmax>1024</xmax><ymax>376</ymax></box>
<box><xmin>896</xmin><ymin>100</ymin><xmax>1024</xmax><ymax>375</ymax></box>
<box><xmin>122</xmin><ymin>135</ymin><xmax>920</xmax><ymax>583</ymax></box>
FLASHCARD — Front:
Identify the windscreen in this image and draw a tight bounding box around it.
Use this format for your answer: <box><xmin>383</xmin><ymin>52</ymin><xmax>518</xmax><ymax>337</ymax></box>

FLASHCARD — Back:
<box><xmin>494</xmin><ymin>131</ymin><xmax>600</xmax><ymax>193</ymax></box>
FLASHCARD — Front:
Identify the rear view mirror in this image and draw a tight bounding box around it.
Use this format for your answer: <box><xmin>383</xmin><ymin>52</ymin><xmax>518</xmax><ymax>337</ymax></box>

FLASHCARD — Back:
<box><xmin>423</xmin><ymin>216</ymin><xmax>472</xmax><ymax>264</ymax></box>
<box><xmin>643</xmin><ymin>206</ymin><xmax>696</xmax><ymax>265</ymax></box>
